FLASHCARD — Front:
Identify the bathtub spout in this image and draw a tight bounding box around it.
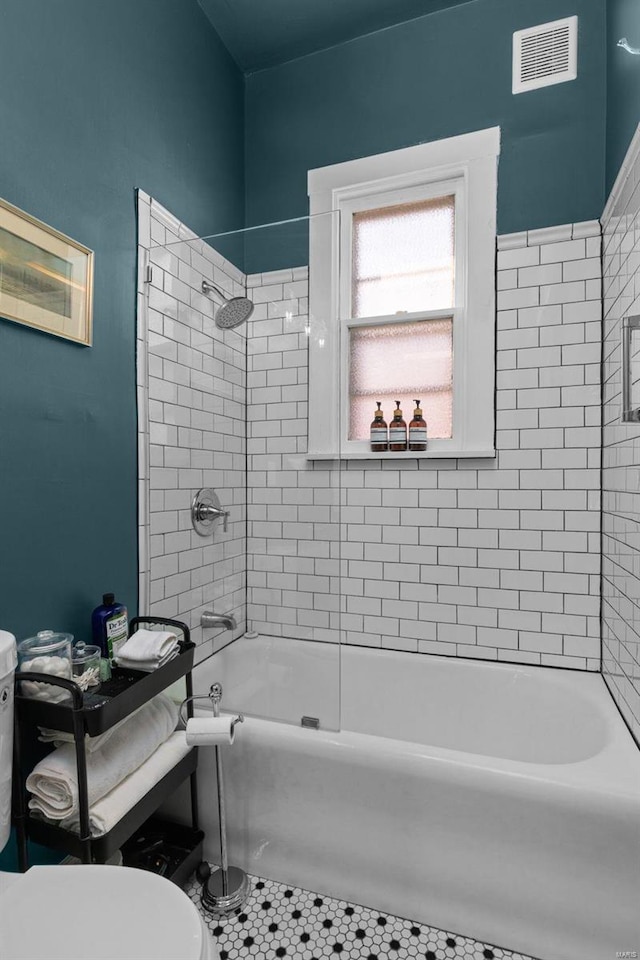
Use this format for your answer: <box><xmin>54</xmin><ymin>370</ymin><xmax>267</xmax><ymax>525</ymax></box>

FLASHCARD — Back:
<box><xmin>201</xmin><ymin>611</ymin><xmax>237</xmax><ymax>630</ymax></box>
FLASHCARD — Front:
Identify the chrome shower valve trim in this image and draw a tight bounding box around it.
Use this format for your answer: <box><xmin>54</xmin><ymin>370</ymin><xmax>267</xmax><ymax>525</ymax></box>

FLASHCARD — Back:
<box><xmin>191</xmin><ymin>487</ymin><xmax>229</xmax><ymax>537</ymax></box>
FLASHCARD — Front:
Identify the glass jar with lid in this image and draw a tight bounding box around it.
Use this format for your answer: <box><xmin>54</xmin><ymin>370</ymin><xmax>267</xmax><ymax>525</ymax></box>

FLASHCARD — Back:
<box><xmin>17</xmin><ymin>631</ymin><xmax>73</xmax><ymax>701</ymax></box>
<box><xmin>71</xmin><ymin>642</ymin><xmax>101</xmax><ymax>690</ymax></box>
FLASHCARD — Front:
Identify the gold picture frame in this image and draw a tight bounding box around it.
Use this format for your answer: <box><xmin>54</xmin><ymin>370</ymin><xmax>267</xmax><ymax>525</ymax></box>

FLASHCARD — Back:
<box><xmin>0</xmin><ymin>197</ymin><xmax>93</xmax><ymax>346</ymax></box>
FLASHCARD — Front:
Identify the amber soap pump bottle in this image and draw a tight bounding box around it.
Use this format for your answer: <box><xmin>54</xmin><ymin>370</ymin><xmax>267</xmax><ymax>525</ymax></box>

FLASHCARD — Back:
<box><xmin>409</xmin><ymin>400</ymin><xmax>428</xmax><ymax>451</ymax></box>
<box><xmin>389</xmin><ymin>401</ymin><xmax>407</xmax><ymax>452</ymax></box>
<box><xmin>370</xmin><ymin>402</ymin><xmax>388</xmax><ymax>452</ymax></box>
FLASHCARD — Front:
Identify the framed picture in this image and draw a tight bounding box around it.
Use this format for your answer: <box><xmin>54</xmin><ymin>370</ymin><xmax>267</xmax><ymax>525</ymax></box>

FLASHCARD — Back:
<box><xmin>0</xmin><ymin>197</ymin><xmax>93</xmax><ymax>346</ymax></box>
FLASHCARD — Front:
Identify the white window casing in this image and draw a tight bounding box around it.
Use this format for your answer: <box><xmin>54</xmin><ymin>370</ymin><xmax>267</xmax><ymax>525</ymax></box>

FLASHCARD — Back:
<box><xmin>307</xmin><ymin>127</ymin><xmax>500</xmax><ymax>460</ymax></box>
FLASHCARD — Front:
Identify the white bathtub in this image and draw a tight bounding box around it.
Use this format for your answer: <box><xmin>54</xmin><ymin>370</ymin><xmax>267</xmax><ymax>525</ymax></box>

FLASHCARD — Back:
<box><xmin>193</xmin><ymin>635</ymin><xmax>640</xmax><ymax>960</ymax></box>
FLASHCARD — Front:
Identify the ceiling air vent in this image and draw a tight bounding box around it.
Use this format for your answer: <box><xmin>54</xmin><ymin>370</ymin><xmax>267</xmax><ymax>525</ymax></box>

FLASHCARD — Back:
<box><xmin>512</xmin><ymin>16</ymin><xmax>578</xmax><ymax>94</ymax></box>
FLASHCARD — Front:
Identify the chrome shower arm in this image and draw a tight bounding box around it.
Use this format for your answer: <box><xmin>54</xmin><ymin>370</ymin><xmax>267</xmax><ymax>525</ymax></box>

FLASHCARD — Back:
<box><xmin>202</xmin><ymin>279</ymin><xmax>227</xmax><ymax>300</ymax></box>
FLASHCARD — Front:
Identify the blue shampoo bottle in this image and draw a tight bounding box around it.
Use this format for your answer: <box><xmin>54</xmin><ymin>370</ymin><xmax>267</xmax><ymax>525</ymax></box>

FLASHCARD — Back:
<box><xmin>92</xmin><ymin>593</ymin><xmax>128</xmax><ymax>662</ymax></box>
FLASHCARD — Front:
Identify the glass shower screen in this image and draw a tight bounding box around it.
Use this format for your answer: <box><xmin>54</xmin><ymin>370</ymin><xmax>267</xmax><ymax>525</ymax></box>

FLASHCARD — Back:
<box><xmin>142</xmin><ymin>212</ymin><xmax>343</xmax><ymax>732</ymax></box>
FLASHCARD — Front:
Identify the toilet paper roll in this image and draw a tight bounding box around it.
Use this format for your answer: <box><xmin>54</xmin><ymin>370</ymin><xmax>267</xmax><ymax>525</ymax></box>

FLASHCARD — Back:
<box><xmin>185</xmin><ymin>716</ymin><xmax>236</xmax><ymax>746</ymax></box>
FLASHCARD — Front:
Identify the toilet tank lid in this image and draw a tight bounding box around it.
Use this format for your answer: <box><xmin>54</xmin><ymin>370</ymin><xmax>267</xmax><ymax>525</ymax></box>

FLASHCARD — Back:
<box><xmin>0</xmin><ymin>865</ymin><xmax>207</xmax><ymax>960</ymax></box>
<box><xmin>0</xmin><ymin>632</ymin><xmax>16</xmax><ymax>680</ymax></box>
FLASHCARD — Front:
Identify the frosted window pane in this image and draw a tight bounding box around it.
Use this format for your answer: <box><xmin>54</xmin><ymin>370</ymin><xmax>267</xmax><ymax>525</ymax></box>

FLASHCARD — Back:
<box><xmin>352</xmin><ymin>195</ymin><xmax>455</xmax><ymax>318</ymax></box>
<box><xmin>349</xmin><ymin>319</ymin><xmax>453</xmax><ymax>441</ymax></box>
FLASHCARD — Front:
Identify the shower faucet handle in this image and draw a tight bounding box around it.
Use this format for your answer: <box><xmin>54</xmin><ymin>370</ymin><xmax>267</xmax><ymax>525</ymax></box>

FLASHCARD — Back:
<box><xmin>198</xmin><ymin>503</ymin><xmax>229</xmax><ymax>531</ymax></box>
<box><xmin>191</xmin><ymin>488</ymin><xmax>230</xmax><ymax>536</ymax></box>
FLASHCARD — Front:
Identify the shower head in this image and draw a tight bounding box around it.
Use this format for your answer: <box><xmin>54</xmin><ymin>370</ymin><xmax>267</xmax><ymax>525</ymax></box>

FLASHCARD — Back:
<box><xmin>216</xmin><ymin>296</ymin><xmax>254</xmax><ymax>329</ymax></box>
<box><xmin>201</xmin><ymin>279</ymin><xmax>254</xmax><ymax>329</ymax></box>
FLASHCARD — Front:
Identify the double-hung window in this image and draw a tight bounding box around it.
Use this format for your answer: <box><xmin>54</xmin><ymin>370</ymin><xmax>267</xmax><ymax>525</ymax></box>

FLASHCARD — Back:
<box><xmin>307</xmin><ymin>127</ymin><xmax>500</xmax><ymax>459</ymax></box>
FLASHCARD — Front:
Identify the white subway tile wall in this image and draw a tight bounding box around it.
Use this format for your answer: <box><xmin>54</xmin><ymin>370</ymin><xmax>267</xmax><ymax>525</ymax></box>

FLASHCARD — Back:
<box><xmin>138</xmin><ymin>198</ymin><xmax>602</xmax><ymax>673</ymax></box>
<box><xmin>246</xmin><ymin>265</ymin><xmax>342</xmax><ymax>646</ymax></box>
<box><xmin>137</xmin><ymin>194</ymin><xmax>246</xmax><ymax>663</ymax></box>
<box><xmin>602</xmin><ymin>130</ymin><xmax>640</xmax><ymax>743</ymax></box>
<box><xmin>247</xmin><ymin>220</ymin><xmax>602</xmax><ymax>669</ymax></box>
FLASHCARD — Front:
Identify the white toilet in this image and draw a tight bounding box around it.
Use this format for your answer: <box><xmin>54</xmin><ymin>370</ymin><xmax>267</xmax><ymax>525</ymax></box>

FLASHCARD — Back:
<box><xmin>0</xmin><ymin>631</ymin><xmax>218</xmax><ymax>960</ymax></box>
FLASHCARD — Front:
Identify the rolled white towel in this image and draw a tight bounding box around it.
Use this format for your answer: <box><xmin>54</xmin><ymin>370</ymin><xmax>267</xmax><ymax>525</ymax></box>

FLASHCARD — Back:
<box><xmin>57</xmin><ymin>733</ymin><xmax>192</xmax><ymax>836</ymax></box>
<box><xmin>27</xmin><ymin>694</ymin><xmax>178</xmax><ymax>821</ymax></box>
<box><xmin>115</xmin><ymin>629</ymin><xmax>179</xmax><ymax>665</ymax></box>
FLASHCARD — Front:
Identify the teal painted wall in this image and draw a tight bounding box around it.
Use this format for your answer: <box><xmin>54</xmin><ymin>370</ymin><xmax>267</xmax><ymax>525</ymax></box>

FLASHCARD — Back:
<box><xmin>607</xmin><ymin>0</ymin><xmax>640</xmax><ymax>191</ymax></box>
<box><xmin>0</xmin><ymin>1</ymin><xmax>244</xmax><ymax>650</ymax></box>
<box><xmin>245</xmin><ymin>0</ymin><xmax>607</xmax><ymax>264</ymax></box>
<box><xmin>0</xmin><ymin>0</ymin><xmax>611</xmax><ymax>872</ymax></box>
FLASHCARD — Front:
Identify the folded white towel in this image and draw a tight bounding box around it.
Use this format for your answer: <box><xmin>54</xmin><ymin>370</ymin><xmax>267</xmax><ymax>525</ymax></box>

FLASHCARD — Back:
<box><xmin>27</xmin><ymin>694</ymin><xmax>178</xmax><ymax>821</ymax></box>
<box><xmin>57</xmin><ymin>733</ymin><xmax>192</xmax><ymax>836</ymax></box>
<box><xmin>115</xmin><ymin>629</ymin><xmax>179</xmax><ymax>665</ymax></box>
<box><xmin>38</xmin><ymin>705</ymin><xmax>145</xmax><ymax>754</ymax></box>
<box><xmin>115</xmin><ymin>648</ymin><xmax>179</xmax><ymax>673</ymax></box>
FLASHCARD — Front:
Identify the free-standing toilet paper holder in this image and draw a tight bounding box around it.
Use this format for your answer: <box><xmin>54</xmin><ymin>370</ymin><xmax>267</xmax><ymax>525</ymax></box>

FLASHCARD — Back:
<box><xmin>180</xmin><ymin>683</ymin><xmax>250</xmax><ymax>915</ymax></box>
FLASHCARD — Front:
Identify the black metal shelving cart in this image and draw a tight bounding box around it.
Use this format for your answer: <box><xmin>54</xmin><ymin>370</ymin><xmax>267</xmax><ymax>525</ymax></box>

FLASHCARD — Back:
<box><xmin>13</xmin><ymin>616</ymin><xmax>203</xmax><ymax>883</ymax></box>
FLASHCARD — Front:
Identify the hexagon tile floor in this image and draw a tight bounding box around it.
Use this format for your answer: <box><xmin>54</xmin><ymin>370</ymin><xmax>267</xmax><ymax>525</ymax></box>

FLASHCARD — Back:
<box><xmin>184</xmin><ymin>869</ymin><xmax>537</xmax><ymax>960</ymax></box>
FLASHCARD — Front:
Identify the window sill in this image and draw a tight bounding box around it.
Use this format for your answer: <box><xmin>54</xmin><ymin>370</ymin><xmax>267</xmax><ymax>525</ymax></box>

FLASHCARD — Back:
<box><xmin>306</xmin><ymin>449</ymin><xmax>496</xmax><ymax>461</ymax></box>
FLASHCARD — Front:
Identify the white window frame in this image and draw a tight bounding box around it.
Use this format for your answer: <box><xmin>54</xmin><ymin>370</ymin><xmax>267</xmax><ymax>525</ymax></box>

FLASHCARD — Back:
<box><xmin>307</xmin><ymin>127</ymin><xmax>500</xmax><ymax>460</ymax></box>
